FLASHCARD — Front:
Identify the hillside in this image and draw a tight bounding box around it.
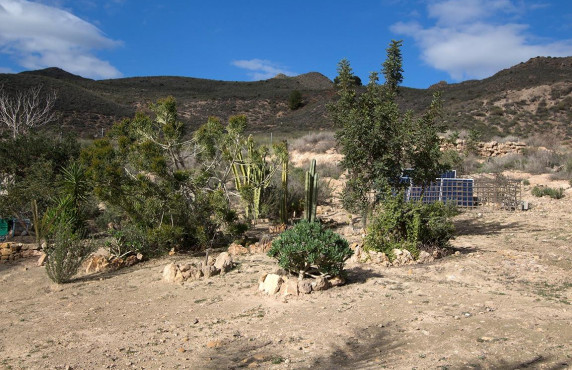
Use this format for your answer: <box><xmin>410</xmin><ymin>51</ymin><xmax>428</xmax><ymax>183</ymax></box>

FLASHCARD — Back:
<box><xmin>1</xmin><ymin>56</ymin><xmax>571</xmax><ymax>138</ymax></box>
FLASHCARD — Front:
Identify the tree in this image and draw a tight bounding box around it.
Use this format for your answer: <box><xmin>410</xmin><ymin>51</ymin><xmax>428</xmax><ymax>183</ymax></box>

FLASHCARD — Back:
<box><xmin>0</xmin><ymin>85</ymin><xmax>57</xmax><ymax>138</ymax></box>
<box><xmin>81</xmin><ymin>97</ymin><xmax>241</xmax><ymax>253</ymax></box>
<box><xmin>288</xmin><ymin>90</ymin><xmax>303</xmax><ymax>110</ymax></box>
<box><xmin>382</xmin><ymin>40</ymin><xmax>404</xmax><ymax>93</ymax></box>
<box><xmin>329</xmin><ymin>40</ymin><xmax>447</xmax><ymax>225</ymax></box>
<box><xmin>333</xmin><ymin>75</ymin><xmax>362</xmax><ymax>87</ymax></box>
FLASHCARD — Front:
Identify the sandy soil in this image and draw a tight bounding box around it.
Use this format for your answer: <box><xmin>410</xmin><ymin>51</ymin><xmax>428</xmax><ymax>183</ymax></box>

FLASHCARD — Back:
<box><xmin>0</xmin><ymin>175</ymin><xmax>571</xmax><ymax>369</ymax></box>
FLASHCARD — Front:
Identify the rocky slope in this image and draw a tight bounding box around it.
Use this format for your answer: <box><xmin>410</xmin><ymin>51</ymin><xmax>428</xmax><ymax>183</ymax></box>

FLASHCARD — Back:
<box><xmin>0</xmin><ymin>56</ymin><xmax>570</xmax><ymax>138</ymax></box>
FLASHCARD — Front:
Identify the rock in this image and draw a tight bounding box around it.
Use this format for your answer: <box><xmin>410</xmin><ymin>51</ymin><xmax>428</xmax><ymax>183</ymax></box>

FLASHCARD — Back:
<box><xmin>312</xmin><ymin>276</ymin><xmax>331</xmax><ymax>291</ymax></box>
<box><xmin>279</xmin><ymin>277</ymin><xmax>299</xmax><ymax>296</ymax></box>
<box><xmin>191</xmin><ymin>265</ymin><xmax>204</xmax><ymax>280</ymax></box>
<box><xmin>258</xmin><ymin>272</ymin><xmax>268</xmax><ymax>284</ymax></box>
<box><xmin>179</xmin><ymin>263</ymin><xmax>192</xmax><ymax>273</ymax></box>
<box><xmin>350</xmin><ymin>245</ymin><xmax>364</xmax><ymax>263</ymax></box>
<box><xmin>136</xmin><ymin>253</ymin><xmax>144</xmax><ymax>261</ymax></box>
<box><xmin>298</xmin><ymin>279</ymin><xmax>313</xmax><ymax>294</ymax></box>
<box><xmin>206</xmin><ymin>340</ymin><xmax>221</xmax><ymax>348</ymax></box>
<box><xmin>259</xmin><ymin>273</ymin><xmax>282</xmax><ymax>295</ymax></box>
<box><xmin>392</xmin><ymin>249</ymin><xmax>414</xmax><ymax>266</ymax></box>
<box><xmin>417</xmin><ymin>251</ymin><xmax>434</xmax><ymax>264</ymax></box>
<box><xmin>214</xmin><ymin>252</ymin><xmax>233</xmax><ymax>274</ymax></box>
<box><xmin>369</xmin><ymin>251</ymin><xmax>389</xmax><ymax>265</ymax></box>
<box><xmin>181</xmin><ymin>270</ymin><xmax>192</xmax><ymax>280</ymax></box>
<box><xmin>1</xmin><ymin>247</ymin><xmax>12</xmax><ymax>257</ymax></box>
<box><xmin>162</xmin><ymin>263</ymin><xmax>179</xmax><ymax>283</ymax></box>
<box><xmin>202</xmin><ymin>264</ymin><xmax>219</xmax><ymax>278</ymax></box>
<box><xmin>227</xmin><ymin>243</ymin><xmax>249</xmax><ymax>256</ymax></box>
<box><xmin>37</xmin><ymin>252</ymin><xmax>47</xmax><ymax>266</ymax></box>
<box><xmin>173</xmin><ymin>269</ymin><xmax>185</xmax><ymax>283</ymax></box>
<box><xmin>329</xmin><ymin>276</ymin><xmax>345</xmax><ymax>287</ymax></box>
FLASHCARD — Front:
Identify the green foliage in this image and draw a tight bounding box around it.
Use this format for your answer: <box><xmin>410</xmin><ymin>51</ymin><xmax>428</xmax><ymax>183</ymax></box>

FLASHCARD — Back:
<box><xmin>82</xmin><ymin>98</ymin><xmax>241</xmax><ymax>253</ymax></box>
<box><xmin>288</xmin><ymin>90</ymin><xmax>303</xmax><ymax>110</ymax></box>
<box><xmin>273</xmin><ymin>140</ymin><xmax>289</xmax><ymax>224</ymax></box>
<box><xmin>0</xmin><ymin>132</ymin><xmax>80</xmax><ymax>220</ymax></box>
<box><xmin>440</xmin><ymin>150</ymin><xmax>463</xmax><ymax>171</ymax></box>
<box><xmin>333</xmin><ymin>75</ymin><xmax>362</xmax><ymax>87</ymax></box>
<box><xmin>45</xmin><ymin>224</ymin><xmax>95</xmax><ymax>284</ymax></box>
<box><xmin>329</xmin><ymin>40</ymin><xmax>447</xmax><ymax>224</ymax></box>
<box><xmin>194</xmin><ymin>114</ymin><xmax>281</xmax><ymax>223</ymax></box>
<box><xmin>531</xmin><ymin>186</ymin><xmax>564</xmax><ymax>199</ymax></box>
<box><xmin>267</xmin><ymin>221</ymin><xmax>352</xmax><ymax>278</ymax></box>
<box><xmin>466</xmin><ymin>129</ymin><xmax>482</xmax><ymax>154</ymax></box>
<box><xmin>304</xmin><ymin>159</ymin><xmax>318</xmax><ymax>222</ymax></box>
<box><xmin>364</xmin><ymin>192</ymin><xmax>456</xmax><ymax>261</ymax></box>
<box><xmin>522</xmin><ymin>179</ymin><xmax>530</xmax><ymax>186</ymax></box>
<box><xmin>382</xmin><ymin>40</ymin><xmax>404</xmax><ymax>93</ymax></box>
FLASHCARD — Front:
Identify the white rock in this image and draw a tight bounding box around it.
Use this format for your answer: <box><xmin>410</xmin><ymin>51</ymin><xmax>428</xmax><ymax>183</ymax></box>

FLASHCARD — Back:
<box><xmin>259</xmin><ymin>273</ymin><xmax>283</xmax><ymax>295</ymax></box>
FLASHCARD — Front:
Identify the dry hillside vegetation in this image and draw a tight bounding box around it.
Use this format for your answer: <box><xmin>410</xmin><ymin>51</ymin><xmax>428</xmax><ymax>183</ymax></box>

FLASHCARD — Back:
<box><xmin>0</xmin><ymin>146</ymin><xmax>571</xmax><ymax>369</ymax></box>
<box><xmin>1</xmin><ymin>56</ymin><xmax>570</xmax><ymax>138</ymax></box>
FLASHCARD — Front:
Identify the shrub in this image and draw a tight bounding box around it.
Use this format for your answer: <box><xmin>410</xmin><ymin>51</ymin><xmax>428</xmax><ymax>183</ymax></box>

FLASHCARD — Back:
<box><xmin>320</xmin><ymin>161</ymin><xmax>343</xmax><ymax>179</ymax></box>
<box><xmin>45</xmin><ymin>225</ymin><xmax>95</xmax><ymax>284</ymax></box>
<box><xmin>522</xmin><ymin>179</ymin><xmax>530</xmax><ymax>186</ymax></box>
<box><xmin>364</xmin><ymin>192</ymin><xmax>456</xmax><ymax>261</ymax></box>
<box><xmin>290</xmin><ymin>131</ymin><xmax>336</xmax><ymax>153</ymax></box>
<box><xmin>268</xmin><ymin>221</ymin><xmax>352</xmax><ymax>278</ymax></box>
<box><xmin>288</xmin><ymin>90</ymin><xmax>303</xmax><ymax>110</ymax></box>
<box><xmin>531</xmin><ymin>186</ymin><xmax>564</xmax><ymax>199</ymax></box>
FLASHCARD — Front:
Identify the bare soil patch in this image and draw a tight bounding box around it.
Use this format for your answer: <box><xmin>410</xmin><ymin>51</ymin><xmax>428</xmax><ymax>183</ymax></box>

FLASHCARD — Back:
<box><xmin>1</xmin><ymin>175</ymin><xmax>571</xmax><ymax>369</ymax></box>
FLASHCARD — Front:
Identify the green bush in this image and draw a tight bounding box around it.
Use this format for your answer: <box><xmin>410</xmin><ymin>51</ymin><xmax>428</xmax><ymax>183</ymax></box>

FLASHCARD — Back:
<box><xmin>267</xmin><ymin>221</ymin><xmax>352</xmax><ymax>278</ymax></box>
<box><xmin>364</xmin><ymin>192</ymin><xmax>456</xmax><ymax>261</ymax></box>
<box><xmin>531</xmin><ymin>186</ymin><xmax>564</xmax><ymax>199</ymax></box>
<box><xmin>45</xmin><ymin>225</ymin><xmax>95</xmax><ymax>284</ymax></box>
<box><xmin>288</xmin><ymin>90</ymin><xmax>303</xmax><ymax>110</ymax></box>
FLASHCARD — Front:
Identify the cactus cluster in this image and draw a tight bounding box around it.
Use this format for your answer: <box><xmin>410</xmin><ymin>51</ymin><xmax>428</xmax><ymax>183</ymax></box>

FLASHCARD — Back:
<box><xmin>304</xmin><ymin>159</ymin><xmax>318</xmax><ymax>222</ymax></box>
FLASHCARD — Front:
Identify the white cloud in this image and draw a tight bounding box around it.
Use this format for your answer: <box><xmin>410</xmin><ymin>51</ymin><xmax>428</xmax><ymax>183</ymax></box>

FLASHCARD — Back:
<box><xmin>0</xmin><ymin>66</ymin><xmax>14</xmax><ymax>73</ymax></box>
<box><xmin>0</xmin><ymin>0</ymin><xmax>122</xmax><ymax>79</ymax></box>
<box><xmin>391</xmin><ymin>0</ymin><xmax>572</xmax><ymax>81</ymax></box>
<box><xmin>231</xmin><ymin>59</ymin><xmax>296</xmax><ymax>80</ymax></box>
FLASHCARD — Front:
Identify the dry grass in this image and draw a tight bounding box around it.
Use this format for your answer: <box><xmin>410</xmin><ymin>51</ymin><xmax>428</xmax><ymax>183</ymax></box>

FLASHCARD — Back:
<box><xmin>290</xmin><ymin>131</ymin><xmax>336</xmax><ymax>154</ymax></box>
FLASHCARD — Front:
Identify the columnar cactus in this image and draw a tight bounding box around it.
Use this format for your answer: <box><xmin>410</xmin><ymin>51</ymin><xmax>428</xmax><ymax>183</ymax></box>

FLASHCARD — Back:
<box><xmin>304</xmin><ymin>159</ymin><xmax>318</xmax><ymax>222</ymax></box>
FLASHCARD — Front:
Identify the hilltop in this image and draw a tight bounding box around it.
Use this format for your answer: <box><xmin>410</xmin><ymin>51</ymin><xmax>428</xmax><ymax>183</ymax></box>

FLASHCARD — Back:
<box><xmin>0</xmin><ymin>56</ymin><xmax>571</xmax><ymax>138</ymax></box>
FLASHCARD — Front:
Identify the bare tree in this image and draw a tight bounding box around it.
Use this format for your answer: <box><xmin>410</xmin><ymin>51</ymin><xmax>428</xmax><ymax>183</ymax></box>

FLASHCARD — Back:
<box><xmin>0</xmin><ymin>85</ymin><xmax>57</xmax><ymax>138</ymax></box>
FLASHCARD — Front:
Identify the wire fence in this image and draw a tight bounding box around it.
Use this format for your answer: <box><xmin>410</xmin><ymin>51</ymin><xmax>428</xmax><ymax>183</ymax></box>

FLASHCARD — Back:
<box><xmin>406</xmin><ymin>174</ymin><xmax>522</xmax><ymax>211</ymax></box>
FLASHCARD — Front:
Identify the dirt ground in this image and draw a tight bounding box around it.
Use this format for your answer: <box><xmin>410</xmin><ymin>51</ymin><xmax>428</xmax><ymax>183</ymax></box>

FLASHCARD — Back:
<box><xmin>0</xmin><ymin>171</ymin><xmax>571</xmax><ymax>369</ymax></box>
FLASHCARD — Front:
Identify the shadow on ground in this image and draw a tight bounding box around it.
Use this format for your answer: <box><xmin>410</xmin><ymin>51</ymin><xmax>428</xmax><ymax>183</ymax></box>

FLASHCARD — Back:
<box><xmin>452</xmin><ymin>354</ymin><xmax>569</xmax><ymax>369</ymax></box>
<box><xmin>345</xmin><ymin>266</ymin><xmax>384</xmax><ymax>285</ymax></box>
<box><xmin>310</xmin><ymin>325</ymin><xmax>401</xmax><ymax>369</ymax></box>
<box><xmin>455</xmin><ymin>218</ymin><xmax>526</xmax><ymax>236</ymax></box>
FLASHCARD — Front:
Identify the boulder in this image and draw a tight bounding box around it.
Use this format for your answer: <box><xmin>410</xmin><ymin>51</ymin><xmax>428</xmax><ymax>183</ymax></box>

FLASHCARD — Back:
<box><xmin>214</xmin><ymin>252</ymin><xmax>233</xmax><ymax>274</ymax></box>
<box><xmin>227</xmin><ymin>243</ymin><xmax>249</xmax><ymax>256</ymax></box>
<box><xmin>162</xmin><ymin>263</ymin><xmax>179</xmax><ymax>283</ymax></box>
<box><xmin>298</xmin><ymin>279</ymin><xmax>313</xmax><ymax>294</ymax></box>
<box><xmin>202</xmin><ymin>264</ymin><xmax>219</xmax><ymax>278</ymax></box>
<box><xmin>329</xmin><ymin>276</ymin><xmax>345</xmax><ymax>287</ymax></box>
<box><xmin>259</xmin><ymin>274</ymin><xmax>282</xmax><ymax>295</ymax></box>
<box><xmin>417</xmin><ymin>251</ymin><xmax>434</xmax><ymax>264</ymax></box>
<box><xmin>279</xmin><ymin>277</ymin><xmax>299</xmax><ymax>296</ymax></box>
<box><xmin>312</xmin><ymin>276</ymin><xmax>331</xmax><ymax>291</ymax></box>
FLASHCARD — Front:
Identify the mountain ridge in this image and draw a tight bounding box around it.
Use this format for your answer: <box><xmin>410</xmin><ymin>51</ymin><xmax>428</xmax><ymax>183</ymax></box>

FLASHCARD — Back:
<box><xmin>1</xmin><ymin>56</ymin><xmax>571</xmax><ymax>138</ymax></box>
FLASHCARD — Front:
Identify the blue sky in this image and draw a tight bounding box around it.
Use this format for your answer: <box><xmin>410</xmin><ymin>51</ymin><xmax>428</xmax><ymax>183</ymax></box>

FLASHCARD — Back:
<box><xmin>1</xmin><ymin>0</ymin><xmax>571</xmax><ymax>88</ymax></box>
